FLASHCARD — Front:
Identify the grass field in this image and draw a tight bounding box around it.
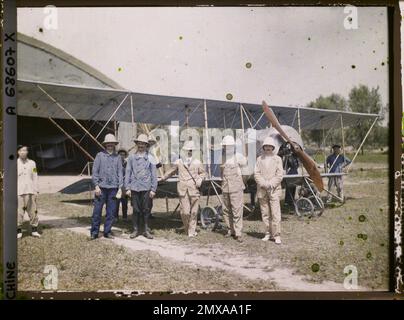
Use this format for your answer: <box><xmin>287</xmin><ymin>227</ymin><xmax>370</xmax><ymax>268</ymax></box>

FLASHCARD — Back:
<box><xmin>18</xmin><ymin>228</ymin><xmax>276</xmax><ymax>291</ymax></box>
<box><xmin>313</xmin><ymin>152</ymin><xmax>388</xmax><ymax>164</ymax></box>
<box><xmin>18</xmin><ymin>161</ymin><xmax>390</xmax><ymax>292</ymax></box>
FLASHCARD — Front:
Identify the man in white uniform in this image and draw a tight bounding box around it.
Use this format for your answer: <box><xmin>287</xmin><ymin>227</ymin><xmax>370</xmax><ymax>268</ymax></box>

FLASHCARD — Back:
<box><xmin>220</xmin><ymin>135</ymin><xmax>247</xmax><ymax>242</ymax></box>
<box><xmin>161</xmin><ymin>141</ymin><xmax>206</xmax><ymax>237</ymax></box>
<box><xmin>17</xmin><ymin>145</ymin><xmax>40</xmax><ymax>239</ymax></box>
<box><xmin>254</xmin><ymin>137</ymin><xmax>283</xmax><ymax>244</ymax></box>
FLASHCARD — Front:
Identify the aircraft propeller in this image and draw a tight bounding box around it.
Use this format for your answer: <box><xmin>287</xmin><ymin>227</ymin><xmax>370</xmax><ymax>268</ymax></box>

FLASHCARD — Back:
<box><xmin>262</xmin><ymin>100</ymin><xmax>324</xmax><ymax>192</ymax></box>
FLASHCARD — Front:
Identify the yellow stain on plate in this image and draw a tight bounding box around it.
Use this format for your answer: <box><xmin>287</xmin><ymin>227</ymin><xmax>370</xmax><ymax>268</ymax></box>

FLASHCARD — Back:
<box><xmin>118</xmin><ymin>67</ymin><xmax>123</xmax><ymax>72</ymax></box>
<box><xmin>226</xmin><ymin>93</ymin><xmax>233</xmax><ymax>101</ymax></box>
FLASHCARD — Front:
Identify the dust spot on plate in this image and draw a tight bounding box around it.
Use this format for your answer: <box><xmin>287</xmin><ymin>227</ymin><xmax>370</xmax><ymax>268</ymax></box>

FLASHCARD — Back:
<box><xmin>38</xmin><ymin>27</ymin><xmax>43</xmax><ymax>33</ymax></box>
<box><xmin>339</xmin><ymin>240</ymin><xmax>344</xmax><ymax>246</ymax></box>
<box><xmin>358</xmin><ymin>214</ymin><xmax>366</xmax><ymax>222</ymax></box>
<box><xmin>381</xmin><ymin>62</ymin><xmax>385</xmax><ymax>66</ymax></box>
<box><xmin>245</xmin><ymin>62</ymin><xmax>252</xmax><ymax>69</ymax></box>
<box><xmin>366</xmin><ymin>252</ymin><xmax>372</xmax><ymax>259</ymax></box>
<box><xmin>179</xmin><ymin>36</ymin><xmax>183</xmax><ymax>40</ymax></box>
<box><xmin>226</xmin><ymin>93</ymin><xmax>233</xmax><ymax>101</ymax></box>
<box><xmin>351</xmin><ymin>65</ymin><xmax>356</xmax><ymax>69</ymax></box>
<box><xmin>32</xmin><ymin>102</ymin><xmax>39</xmax><ymax>109</ymax></box>
<box><xmin>311</xmin><ymin>263</ymin><xmax>320</xmax><ymax>272</ymax></box>
<box><xmin>307</xmin><ymin>37</ymin><xmax>311</xmax><ymax>41</ymax></box>
<box><xmin>117</xmin><ymin>67</ymin><xmax>123</xmax><ymax>72</ymax></box>
<box><xmin>357</xmin><ymin>233</ymin><xmax>368</xmax><ymax>240</ymax></box>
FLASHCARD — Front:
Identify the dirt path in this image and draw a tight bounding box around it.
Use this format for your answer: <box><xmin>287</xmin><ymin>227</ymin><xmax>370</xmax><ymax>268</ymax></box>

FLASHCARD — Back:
<box><xmin>38</xmin><ymin>214</ymin><xmax>368</xmax><ymax>291</ymax></box>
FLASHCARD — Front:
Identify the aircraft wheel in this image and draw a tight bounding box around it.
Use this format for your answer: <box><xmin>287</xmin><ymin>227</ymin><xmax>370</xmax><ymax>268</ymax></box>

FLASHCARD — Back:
<box><xmin>200</xmin><ymin>206</ymin><xmax>220</xmax><ymax>230</ymax></box>
<box><xmin>312</xmin><ymin>196</ymin><xmax>325</xmax><ymax>217</ymax></box>
<box><xmin>295</xmin><ymin>197</ymin><xmax>314</xmax><ymax>217</ymax></box>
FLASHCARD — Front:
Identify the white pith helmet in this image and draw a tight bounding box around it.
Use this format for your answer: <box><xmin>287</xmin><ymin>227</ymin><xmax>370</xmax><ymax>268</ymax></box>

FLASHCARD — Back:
<box><xmin>134</xmin><ymin>134</ymin><xmax>149</xmax><ymax>144</ymax></box>
<box><xmin>262</xmin><ymin>136</ymin><xmax>276</xmax><ymax>149</ymax></box>
<box><xmin>221</xmin><ymin>135</ymin><xmax>236</xmax><ymax>146</ymax></box>
<box><xmin>182</xmin><ymin>140</ymin><xmax>197</xmax><ymax>151</ymax></box>
<box><xmin>102</xmin><ymin>133</ymin><xmax>119</xmax><ymax>145</ymax></box>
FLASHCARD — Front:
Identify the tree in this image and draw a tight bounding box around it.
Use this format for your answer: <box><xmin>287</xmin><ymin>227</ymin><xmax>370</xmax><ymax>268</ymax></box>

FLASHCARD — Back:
<box><xmin>304</xmin><ymin>94</ymin><xmax>347</xmax><ymax>148</ymax></box>
<box><xmin>347</xmin><ymin>85</ymin><xmax>384</xmax><ymax>154</ymax></box>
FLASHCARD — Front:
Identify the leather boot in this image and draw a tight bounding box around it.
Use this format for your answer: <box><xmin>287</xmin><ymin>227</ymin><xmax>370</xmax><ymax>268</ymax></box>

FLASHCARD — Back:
<box><xmin>130</xmin><ymin>213</ymin><xmax>140</xmax><ymax>238</ymax></box>
<box><xmin>143</xmin><ymin>216</ymin><xmax>153</xmax><ymax>239</ymax></box>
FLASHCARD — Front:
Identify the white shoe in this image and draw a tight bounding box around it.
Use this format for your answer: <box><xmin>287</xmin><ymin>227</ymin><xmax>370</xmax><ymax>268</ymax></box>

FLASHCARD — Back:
<box><xmin>274</xmin><ymin>236</ymin><xmax>282</xmax><ymax>245</ymax></box>
<box><xmin>31</xmin><ymin>231</ymin><xmax>41</xmax><ymax>238</ymax></box>
<box><xmin>17</xmin><ymin>232</ymin><xmax>22</xmax><ymax>239</ymax></box>
<box><xmin>188</xmin><ymin>232</ymin><xmax>198</xmax><ymax>238</ymax></box>
<box><xmin>262</xmin><ymin>234</ymin><xmax>271</xmax><ymax>241</ymax></box>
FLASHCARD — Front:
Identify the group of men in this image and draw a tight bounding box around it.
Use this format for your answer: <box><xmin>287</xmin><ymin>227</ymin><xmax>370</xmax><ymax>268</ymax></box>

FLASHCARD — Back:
<box><xmin>16</xmin><ymin>133</ymin><xmax>351</xmax><ymax>244</ymax></box>
<box><xmin>89</xmin><ymin>133</ymin><xmax>285</xmax><ymax>244</ymax></box>
<box><xmin>90</xmin><ymin>133</ymin><xmax>158</xmax><ymax>240</ymax></box>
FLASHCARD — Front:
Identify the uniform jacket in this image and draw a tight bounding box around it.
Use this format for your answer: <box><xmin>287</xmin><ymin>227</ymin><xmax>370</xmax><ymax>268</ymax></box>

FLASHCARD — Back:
<box><xmin>221</xmin><ymin>152</ymin><xmax>247</xmax><ymax>194</ymax></box>
<box><xmin>125</xmin><ymin>152</ymin><xmax>158</xmax><ymax>192</ymax></box>
<box><xmin>92</xmin><ymin>151</ymin><xmax>123</xmax><ymax>189</ymax></box>
<box><xmin>120</xmin><ymin>157</ymin><xmax>128</xmax><ymax>191</ymax></box>
<box><xmin>284</xmin><ymin>154</ymin><xmax>299</xmax><ymax>175</ymax></box>
<box><xmin>18</xmin><ymin>158</ymin><xmax>39</xmax><ymax>196</ymax></box>
<box><xmin>254</xmin><ymin>153</ymin><xmax>283</xmax><ymax>198</ymax></box>
<box><xmin>164</xmin><ymin>157</ymin><xmax>206</xmax><ymax>197</ymax></box>
<box><xmin>326</xmin><ymin>153</ymin><xmax>351</xmax><ymax>173</ymax></box>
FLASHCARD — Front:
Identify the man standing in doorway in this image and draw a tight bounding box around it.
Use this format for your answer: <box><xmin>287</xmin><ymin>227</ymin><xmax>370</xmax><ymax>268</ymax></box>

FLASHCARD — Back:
<box><xmin>17</xmin><ymin>145</ymin><xmax>40</xmax><ymax>239</ymax></box>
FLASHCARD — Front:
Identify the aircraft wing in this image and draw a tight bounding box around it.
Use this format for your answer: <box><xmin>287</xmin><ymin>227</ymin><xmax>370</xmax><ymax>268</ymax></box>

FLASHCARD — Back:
<box><xmin>281</xmin><ymin>172</ymin><xmax>346</xmax><ymax>185</ymax></box>
<box><xmin>157</xmin><ymin>176</ymin><xmax>222</xmax><ymax>198</ymax></box>
<box><xmin>155</xmin><ymin>173</ymin><xmax>345</xmax><ymax>198</ymax></box>
<box><xmin>18</xmin><ymin>79</ymin><xmax>378</xmax><ymax>130</ymax></box>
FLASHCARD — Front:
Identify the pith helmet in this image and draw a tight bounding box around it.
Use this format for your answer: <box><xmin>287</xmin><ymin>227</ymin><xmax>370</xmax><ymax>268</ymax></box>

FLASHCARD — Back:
<box><xmin>332</xmin><ymin>144</ymin><xmax>341</xmax><ymax>149</ymax></box>
<box><xmin>221</xmin><ymin>135</ymin><xmax>236</xmax><ymax>146</ymax></box>
<box><xmin>262</xmin><ymin>136</ymin><xmax>276</xmax><ymax>148</ymax></box>
<box><xmin>182</xmin><ymin>140</ymin><xmax>197</xmax><ymax>151</ymax></box>
<box><xmin>148</xmin><ymin>135</ymin><xmax>157</xmax><ymax>146</ymax></box>
<box><xmin>134</xmin><ymin>134</ymin><xmax>150</xmax><ymax>144</ymax></box>
<box><xmin>102</xmin><ymin>133</ymin><xmax>119</xmax><ymax>145</ymax></box>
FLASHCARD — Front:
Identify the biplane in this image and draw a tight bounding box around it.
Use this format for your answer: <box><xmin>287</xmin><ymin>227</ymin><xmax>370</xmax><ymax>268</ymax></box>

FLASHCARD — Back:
<box><xmin>17</xmin><ymin>79</ymin><xmax>379</xmax><ymax>223</ymax></box>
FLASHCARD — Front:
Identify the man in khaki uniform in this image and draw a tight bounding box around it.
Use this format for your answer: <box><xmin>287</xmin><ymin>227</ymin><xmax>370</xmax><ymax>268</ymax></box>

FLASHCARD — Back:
<box><xmin>220</xmin><ymin>135</ymin><xmax>247</xmax><ymax>243</ymax></box>
<box><xmin>17</xmin><ymin>145</ymin><xmax>40</xmax><ymax>239</ymax></box>
<box><xmin>162</xmin><ymin>141</ymin><xmax>206</xmax><ymax>237</ymax></box>
<box><xmin>254</xmin><ymin>137</ymin><xmax>283</xmax><ymax>244</ymax></box>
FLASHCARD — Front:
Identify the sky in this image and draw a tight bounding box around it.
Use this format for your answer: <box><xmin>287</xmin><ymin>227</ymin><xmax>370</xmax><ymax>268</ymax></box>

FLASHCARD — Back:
<box><xmin>18</xmin><ymin>6</ymin><xmax>389</xmax><ymax>109</ymax></box>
